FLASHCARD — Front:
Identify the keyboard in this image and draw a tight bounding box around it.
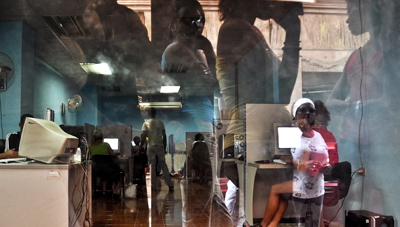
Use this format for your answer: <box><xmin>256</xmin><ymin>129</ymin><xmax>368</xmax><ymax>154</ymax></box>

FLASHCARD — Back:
<box><xmin>273</xmin><ymin>159</ymin><xmax>287</xmax><ymax>165</ymax></box>
<box><xmin>0</xmin><ymin>158</ymin><xmax>29</xmax><ymax>164</ymax></box>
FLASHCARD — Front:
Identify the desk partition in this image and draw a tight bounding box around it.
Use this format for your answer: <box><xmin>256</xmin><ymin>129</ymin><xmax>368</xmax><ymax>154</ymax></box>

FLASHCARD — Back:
<box><xmin>243</xmin><ymin>104</ymin><xmax>295</xmax><ymax>225</ymax></box>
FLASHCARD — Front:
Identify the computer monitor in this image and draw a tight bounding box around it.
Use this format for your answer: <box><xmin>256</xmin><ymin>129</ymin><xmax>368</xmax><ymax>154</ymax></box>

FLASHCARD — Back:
<box><xmin>273</xmin><ymin>123</ymin><xmax>302</xmax><ymax>157</ymax></box>
<box><xmin>104</xmin><ymin>138</ymin><xmax>119</xmax><ymax>154</ymax></box>
<box><xmin>19</xmin><ymin>118</ymin><xmax>79</xmax><ymax>163</ymax></box>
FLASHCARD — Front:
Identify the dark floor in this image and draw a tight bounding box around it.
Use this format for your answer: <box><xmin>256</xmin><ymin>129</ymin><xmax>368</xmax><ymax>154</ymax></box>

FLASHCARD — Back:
<box><xmin>91</xmin><ymin>175</ymin><xmax>238</xmax><ymax>227</ymax></box>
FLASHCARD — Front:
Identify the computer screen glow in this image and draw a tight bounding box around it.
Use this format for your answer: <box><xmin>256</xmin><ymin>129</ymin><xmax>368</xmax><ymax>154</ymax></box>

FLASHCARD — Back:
<box><xmin>277</xmin><ymin>127</ymin><xmax>302</xmax><ymax>149</ymax></box>
<box><xmin>104</xmin><ymin>138</ymin><xmax>119</xmax><ymax>150</ymax></box>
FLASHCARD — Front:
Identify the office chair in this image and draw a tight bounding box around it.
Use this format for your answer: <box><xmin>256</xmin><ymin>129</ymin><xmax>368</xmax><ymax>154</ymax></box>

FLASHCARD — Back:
<box><xmin>0</xmin><ymin>139</ymin><xmax>5</xmax><ymax>153</ymax></box>
<box><xmin>92</xmin><ymin>155</ymin><xmax>125</xmax><ymax>199</ymax></box>
<box><xmin>294</xmin><ymin>161</ymin><xmax>352</xmax><ymax>227</ymax></box>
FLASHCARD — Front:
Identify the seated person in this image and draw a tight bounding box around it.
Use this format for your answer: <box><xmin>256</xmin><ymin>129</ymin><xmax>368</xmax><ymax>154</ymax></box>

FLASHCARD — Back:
<box><xmin>311</xmin><ymin>100</ymin><xmax>339</xmax><ymax>166</ymax></box>
<box><xmin>4</xmin><ymin>114</ymin><xmax>33</xmax><ymax>152</ymax></box>
<box><xmin>132</xmin><ymin>135</ymin><xmax>148</xmax><ymax>185</ymax></box>
<box><xmin>189</xmin><ymin>133</ymin><xmax>212</xmax><ymax>184</ymax></box>
<box><xmin>0</xmin><ymin>149</ymin><xmax>20</xmax><ymax>159</ymax></box>
<box><xmin>89</xmin><ymin>129</ymin><xmax>123</xmax><ymax>195</ymax></box>
<box><xmin>311</xmin><ymin>100</ymin><xmax>340</xmax><ymax>227</ymax></box>
<box><xmin>248</xmin><ymin>98</ymin><xmax>328</xmax><ymax>227</ymax></box>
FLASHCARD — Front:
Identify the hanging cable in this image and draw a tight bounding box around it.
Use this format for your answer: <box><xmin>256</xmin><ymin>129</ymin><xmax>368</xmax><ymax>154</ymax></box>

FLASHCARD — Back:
<box><xmin>356</xmin><ymin>0</ymin><xmax>365</xmax><ymax>210</ymax></box>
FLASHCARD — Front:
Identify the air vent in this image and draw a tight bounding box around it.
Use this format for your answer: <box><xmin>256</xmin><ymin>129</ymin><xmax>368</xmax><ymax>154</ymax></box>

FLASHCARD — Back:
<box><xmin>100</xmin><ymin>86</ymin><xmax>121</xmax><ymax>92</ymax></box>
<box><xmin>42</xmin><ymin>16</ymin><xmax>92</xmax><ymax>38</ymax></box>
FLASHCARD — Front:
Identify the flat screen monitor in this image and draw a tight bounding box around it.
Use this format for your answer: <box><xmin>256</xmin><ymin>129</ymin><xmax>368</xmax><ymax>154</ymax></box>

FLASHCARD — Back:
<box><xmin>19</xmin><ymin>117</ymin><xmax>79</xmax><ymax>163</ymax></box>
<box><xmin>273</xmin><ymin>123</ymin><xmax>302</xmax><ymax>157</ymax></box>
<box><xmin>104</xmin><ymin>138</ymin><xmax>119</xmax><ymax>154</ymax></box>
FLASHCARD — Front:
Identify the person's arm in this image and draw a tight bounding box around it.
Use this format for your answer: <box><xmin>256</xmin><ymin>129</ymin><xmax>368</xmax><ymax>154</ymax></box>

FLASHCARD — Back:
<box><xmin>0</xmin><ymin>149</ymin><xmax>20</xmax><ymax>159</ymax></box>
<box><xmin>275</xmin><ymin>5</ymin><xmax>302</xmax><ymax>104</ymax></box>
<box><xmin>139</xmin><ymin>131</ymin><xmax>147</xmax><ymax>150</ymax></box>
<box><xmin>107</xmin><ymin>143</ymin><xmax>115</xmax><ymax>155</ymax></box>
<box><xmin>325</xmin><ymin>57</ymin><xmax>352</xmax><ymax>111</ymax></box>
<box><xmin>162</xmin><ymin>129</ymin><xmax>167</xmax><ymax>152</ymax></box>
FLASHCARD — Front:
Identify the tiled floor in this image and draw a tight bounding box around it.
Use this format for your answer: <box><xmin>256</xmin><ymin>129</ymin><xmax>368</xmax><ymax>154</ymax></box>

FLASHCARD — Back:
<box><xmin>92</xmin><ymin>175</ymin><xmax>239</xmax><ymax>227</ymax></box>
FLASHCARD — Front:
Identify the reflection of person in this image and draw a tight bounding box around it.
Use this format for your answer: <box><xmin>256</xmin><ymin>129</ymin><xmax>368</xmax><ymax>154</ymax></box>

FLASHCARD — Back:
<box><xmin>89</xmin><ymin>129</ymin><xmax>122</xmax><ymax>195</ymax></box>
<box><xmin>326</xmin><ymin>0</ymin><xmax>383</xmax><ymax>145</ymax></box>
<box><xmin>0</xmin><ymin>149</ymin><xmax>20</xmax><ymax>159</ymax></box>
<box><xmin>5</xmin><ymin>114</ymin><xmax>33</xmax><ymax>152</ymax></box>
<box><xmin>140</xmin><ymin>108</ymin><xmax>174</xmax><ymax>191</ymax></box>
<box><xmin>217</xmin><ymin>1</ymin><xmax>303</xmax><ymax>194</ymax></box>
<box><xmin>217</xmin><ymin>0</ymin><xmax>302</xmax><ymax>111</ymax></box>
<box><xmin>162</xmin><ymin>0</ymin><xmax>216</xmax><ymax>76</ymax></box>
<box><xmin>188</xmin><ymin>133</ymin><xmax>212</xmax><ymax>184</ymax></box>
<box><xmin>248</xmin><ymin>98</ymin><xmax>328</xmax><ymax>227</ymax></box>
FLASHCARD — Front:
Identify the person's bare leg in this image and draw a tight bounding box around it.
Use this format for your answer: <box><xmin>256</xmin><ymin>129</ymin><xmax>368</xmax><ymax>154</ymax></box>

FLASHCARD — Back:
<box><xmin>113</xmin><ymin>181</ymin><xmax>121</xmax><ymax>194</ymax></box>
<box><xmin>260</xmin><ymin>180</ymin><xmax>293</xmax><ymax>227</ymax></box>
<box><xmin>268</xmin><ymin>199</ymin><xmax>288</xmax><ymax>227</ymax></box>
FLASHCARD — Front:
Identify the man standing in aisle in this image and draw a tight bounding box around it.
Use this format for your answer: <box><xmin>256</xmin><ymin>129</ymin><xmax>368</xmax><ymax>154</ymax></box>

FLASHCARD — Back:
<box><xmin>140</xmin><ymin>107</ymin><xmax>173</xmax><ymax>191</ymax></box>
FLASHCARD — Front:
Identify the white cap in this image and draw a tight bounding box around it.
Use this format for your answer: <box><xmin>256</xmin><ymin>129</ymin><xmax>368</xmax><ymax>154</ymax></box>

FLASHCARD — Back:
<box><xmin>292</xmin><ymin>98</ymin><xmax>315</xmax><ymax>118</ymax></box>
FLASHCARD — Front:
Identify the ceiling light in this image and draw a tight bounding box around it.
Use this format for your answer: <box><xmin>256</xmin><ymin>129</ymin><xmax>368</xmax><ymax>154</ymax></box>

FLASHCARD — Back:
<box><xmin>80</xmin><ymin>63</ymin><xmax>112</xmax><ymax>75</ymax></box>
<box><xmin>160</xmin><ymin>86</ymin><xmax>180</xmax><ymax>93</ymax></box>
<box><xmin>138</xmin><ymin>102</ymin><xmax>182</xmax><ymax>110</ymax></box>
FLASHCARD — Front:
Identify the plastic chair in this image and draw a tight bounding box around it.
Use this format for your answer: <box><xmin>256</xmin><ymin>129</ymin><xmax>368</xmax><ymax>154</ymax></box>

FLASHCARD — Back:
<box><xmin>92</xmin><ymin>155</ymin><xmax>125</xmax><ymax>199</ymax></box>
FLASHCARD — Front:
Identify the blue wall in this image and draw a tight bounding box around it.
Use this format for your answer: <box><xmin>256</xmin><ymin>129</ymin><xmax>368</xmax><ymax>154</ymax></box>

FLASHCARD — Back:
<box><xmin>77</xmin><ymin>85</ymin><xmax>98</xmax><ymax>126</ymax></box>
<box><xmin>0</xmin><ymin>21</ymin><xmax>80</xmax><ymax>138</ymax></box>
<box><xmin>0</xmin><ymin>22</ymin><xmax>34</xmax><ymax>137</ymax></box>
<box><xmin>34</xmin><ymin>58</ymin><xmax>79</xmax><ymax>126</ymax></box>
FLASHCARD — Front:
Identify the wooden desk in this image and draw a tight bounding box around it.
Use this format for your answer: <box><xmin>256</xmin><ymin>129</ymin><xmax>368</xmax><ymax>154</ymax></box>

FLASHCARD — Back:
<box><xmin>0</xmin><ymin>162</ymin><xmax>92</xmax><ymax>227</ymax></box>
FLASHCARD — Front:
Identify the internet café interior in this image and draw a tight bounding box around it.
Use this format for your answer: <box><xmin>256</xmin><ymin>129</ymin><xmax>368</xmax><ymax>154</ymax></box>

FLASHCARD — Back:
<box><xmin>0</xmin><ymin>0</ymin><xmax>399</xmax><ymax>226</ymax></box>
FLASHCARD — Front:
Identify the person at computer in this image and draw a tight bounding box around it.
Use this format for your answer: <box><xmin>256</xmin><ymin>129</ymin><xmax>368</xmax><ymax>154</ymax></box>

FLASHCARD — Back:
<box><xmin>247</xmin><ymin>98</ymin><xmax>328</xmax><ymax>227</ymax></box>
<box><xmin>89</xmin><ymin>129</ymin><xmax>122</xmax><ymax>195</ymax></box>
<box><xmin>4</xmin><ymin>114</ymin><xmax>33</xmax><ymax>152</ymax></box>
<box><xmin>312</xmin><ymin>100</ymin><xmax>338</xmax><ymax>166</ymax></box>
<box><xmin>187</xmin><ymin>133</ymin><xmax>212</xmax><ymax>184</ymax></box>
<box><xmin>0</xmin><ymin>149</ymin><xmax>20</xmax><ymax>159</ymax></box>
<box><xmin>89</xmin><ymin>129</ymin><xmax>114</xmax><ymax>156</ymax></box>
<box><xmin>132</xmin><ymin>135</ymin><xmax>148</xmax><ymax>185</ymax></box>
<box><xmin>310</xmin><ymin>100</ymin><xmax>339</xmax><ymax>227</ymax></box>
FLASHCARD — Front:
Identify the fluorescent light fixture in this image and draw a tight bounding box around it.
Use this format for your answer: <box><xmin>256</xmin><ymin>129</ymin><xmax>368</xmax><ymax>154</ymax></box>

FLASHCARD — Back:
<box><xmin>160</xmin><ymin>86</ymin><xmax>180</xmax><ymax>93</ymax></box>
<box><xmin>139</xmin><ymin>102</ymin><xmax>182</xmax><ymax>109</ymax></box>
<box><xmin>80</xmin><ymin>63</ymin><xmax>112</xmax><ymax>75</ymax></box>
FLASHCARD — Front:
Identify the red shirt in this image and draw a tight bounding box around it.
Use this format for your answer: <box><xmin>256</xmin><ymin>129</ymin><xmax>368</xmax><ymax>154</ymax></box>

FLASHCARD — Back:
<box><xmin>311</xmin><ymin>125</ymin><xmax>339</xmax><ymax>164</ymax></box>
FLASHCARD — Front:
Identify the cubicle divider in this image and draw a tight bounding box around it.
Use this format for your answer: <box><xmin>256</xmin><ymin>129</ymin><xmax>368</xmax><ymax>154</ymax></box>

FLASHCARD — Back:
<box><xmin>244</xmin><ymin>104</ymin><xmax>296</xmax><ymax>225</ymax></box>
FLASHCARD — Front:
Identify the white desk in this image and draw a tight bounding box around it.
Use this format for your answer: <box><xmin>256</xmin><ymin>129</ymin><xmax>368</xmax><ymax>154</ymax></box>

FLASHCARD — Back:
<box><xmin>0</xmin><ymin>162</ymin><xmax>92</xmax><ymax>227</ymax></box>
<box><xmin>237</xmin><ymin>161</ymin><xmax>293</xmax><ymax>225</ymax></box>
